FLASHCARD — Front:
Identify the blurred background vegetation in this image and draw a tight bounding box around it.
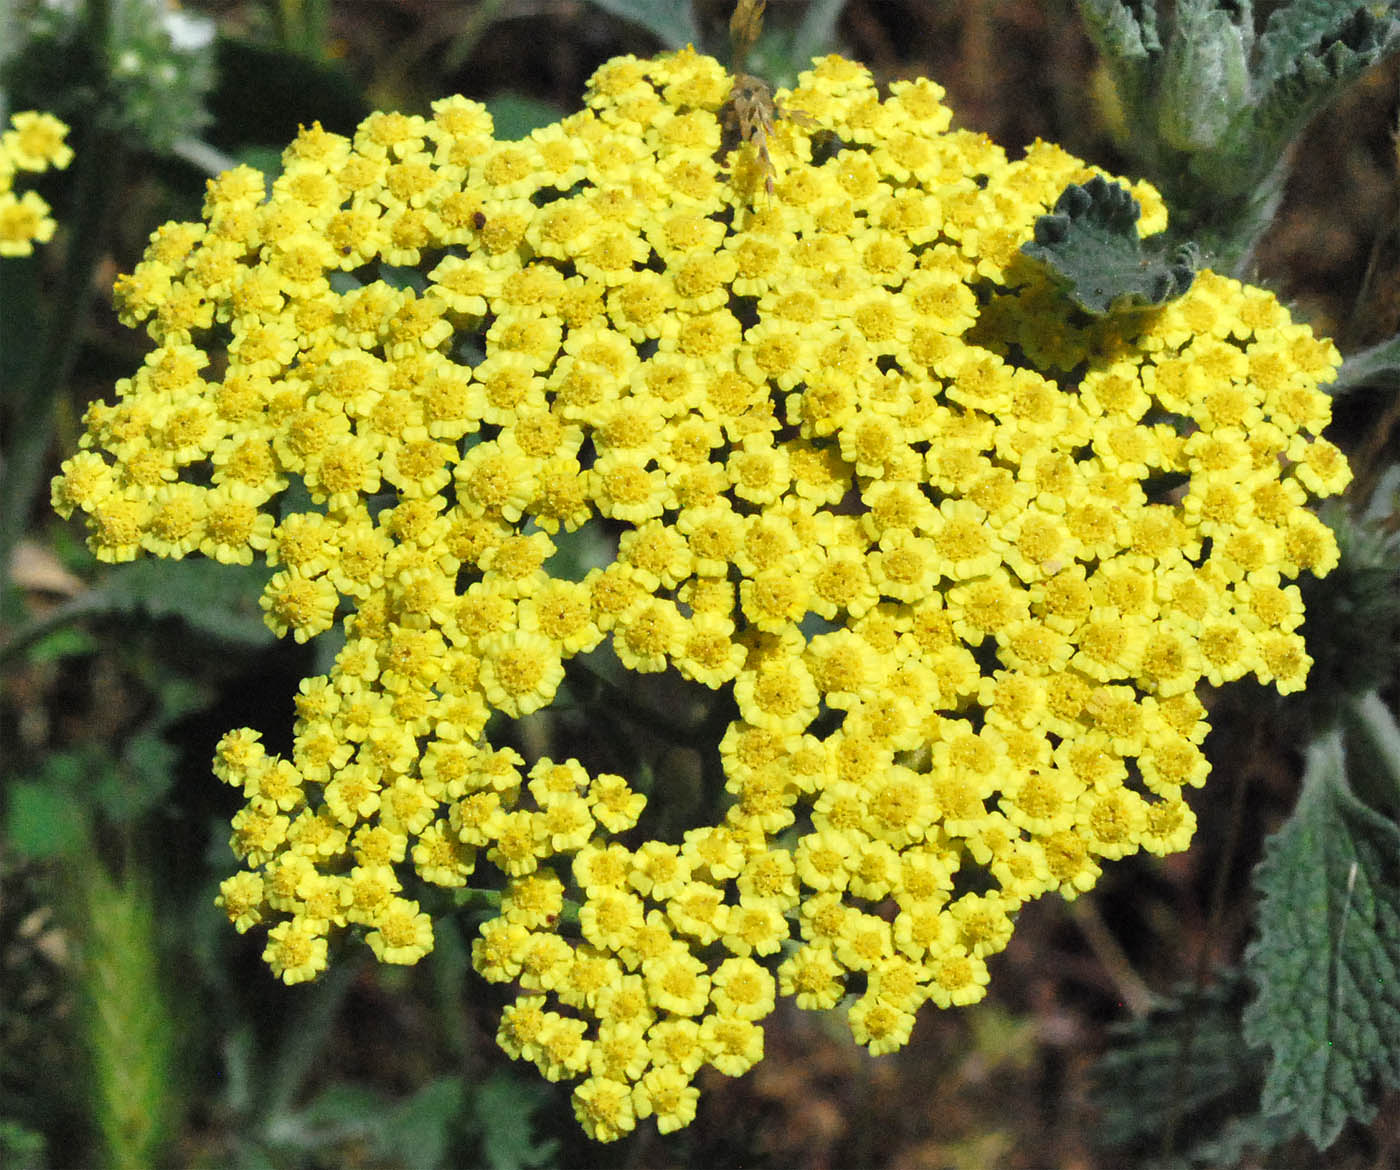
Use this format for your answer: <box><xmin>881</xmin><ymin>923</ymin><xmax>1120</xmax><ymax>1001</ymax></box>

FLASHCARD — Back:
<box><xmin>3</xmin><ymin>1</ymin><xmax>1400</xmax><ymax>1167</ymax></box>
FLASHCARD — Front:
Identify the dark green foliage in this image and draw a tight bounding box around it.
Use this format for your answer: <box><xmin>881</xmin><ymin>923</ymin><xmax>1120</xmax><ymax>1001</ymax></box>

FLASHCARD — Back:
<box><xmin>1243</xmin><ymin>731</ymin><xmax>1400</xmax><ymax>1150</ymax></box>
<box><xmin>1021</xmin><ymin>176</ymin><xmax>1198</xmax><ymax>315</ymax></box>
<box><xmin>2</xmin><ymin>14</ymin><xmax>109</xmax><ymax>132</ymax></box>
<box><xmin>98</xmin><ymin>558</ymin><xmax>276</xmax><ymax>648</ymax></box>
<box><xmin>466</xmin><ymin>1073</ymin><xmax>563</xmax><ymax>1170</ymax></box>
<box><xmin>731</xmin><ymin>0</ymin><xmax>850</xmax><ymax>89</ymax></box>
<box><xmin>237</xmin><ymin>1072</ymin><xmax>558</xmax><ymax>1170</ymax></box>
<box><xmin>4</xmin><ymin>770</ymin><xmax>90</xmax><ymax>860</ymax></box>
<box><xmin>487</xmin><ymin>94</ymin><xmax>571</xmax><ymax>141</ymax></box>
<box><xmin>274</xmin><ymin>1078</ymin><xmax>468</xmax><ymax>1167</ymax></box>
<box><xmin>0</xmin><ymin>1122</ymin><xmax>46</xmax><ymax>1170</ymax></box>
<box><xmin>1292</xmin><ymin>504</ymin><xmax>1400</xmax><ymax>731</ymax></box>
<box><xmin>3</xmin><ymin>666</ymin><xmax>204</xmax><ymax>858</ymax></box>
<box><xmin>1092</xmin><ymin>968</ymin><xmax>1293</xmax><ymax>1168</ymax></box>
<box><xmin>207</xmin><ymin>37</ymin><xmax>367</xmax><ymax>150</ymax></box>
<box><xmin>1096</xmin><ymin>725</ymin><xmax>1400</xmax><ymax>1162</ymax></box>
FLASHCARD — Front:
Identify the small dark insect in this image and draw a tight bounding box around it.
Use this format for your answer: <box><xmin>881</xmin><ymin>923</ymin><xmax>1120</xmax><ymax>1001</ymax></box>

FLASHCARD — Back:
<box><xmin>471</xmin><ymin>211</ymin><xmax>487</xmax><ymax>230</ymax></box>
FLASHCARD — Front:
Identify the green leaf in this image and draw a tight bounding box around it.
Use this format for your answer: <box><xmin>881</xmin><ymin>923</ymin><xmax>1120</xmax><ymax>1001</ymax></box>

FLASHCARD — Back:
<box><xmin>98</xmin><ymin>557</ymin><xmax>275</xmax><ymax>647</ymax></box>
<box><xmin>6</xmin><ymin>671</ymin><xmax>204</xmax><ymax>843</ymax></box>
<box><xmin>1243</xmin><ymin>6</ymin><xmax>1400</xmax><ymax>163</ymax></box>
<box><xmin>106</xmin><ymin>730</ymin><xmax>178</xmax><ymax>820</ymax></box>
<box><xmin>1343</xmin><ymin>691</ymin><xmax>1400</xmax><ymax>818</ymax></box>
<box><xmin>294</xmin><ymin>1082</ymin><xmax>384</xmax><ymax>1133</ymax></box>
<box><xmin>6</xmin><ymin>746</ymin><xmax>165</xmax><ymax>853</ymax></box>
<box><xmin>269</xmin><ymin>1082</ymin><xmax>385</xmax><ymax>1154</ymax></box>
<box><xmin>18</xmin><ymin>738</ymin><xmax>182</xmax><ymax>836</ymax></box>
<box><xmin>24</xmin><ymin>626</ymin><xmax>99</xmax><ymax>663</ymax></box>
<box><xmin>1243</xmin><ymin>729</ymin><xmax>1400</xmax><ymax>1150</ymax></box>
<box><xmin>1360</xmin><ymin>464</ymin><xmax>1400</xmax><ymax>526</ymax></box>
<box><xmin>259</xmin><ymin>958</ymin><xmax>360</xmax><ymax>1123</ymax></box>
<box><xmin>739</xmin><ymin>1</ymin><xmax>849</xmax><ymax>90</ymax></box>
<box><xmin>0</xmin><ymin>1121</ymin><xmax>46</xmax><ymax>1170</ymax></box>
<box><xmin>375</xmin><ymin>1077</ymin><xmax>467</xmax><ymax>1169</ymax></box>
<box><xmin>583</xmin><ymin>0</ymin><xmax>701</xmax><ymax>51</ymax></box>
<box><xmin>1093</xmin><ymin>967</ymin><xmax>1292</xmax><ymax>1167</ymax></box>
<box><xmin>1020</xmin><ymin>176</ymin><xmax>1199</xmax><ymax>315</ymax></box>
<box><xmin>470</xmin><ymin>1072</ymin><xmax>559</xmax><ymax>1170</ymax></box>
<box><xmin>1076</xmin><ymin>0</ymin><xmax>1162</xmax><ymax>59</ymax></box>
<box><xmin>1075</xmin><ymin>0</ymin><xmax>1162</xmax><ymax>135</ymax></box>
<box><xmin>1333</xmin><ymin>331</ymin><xmax>1400</xmax><ymax>396</ymax></box>
<box><xmin>1156</xmin><ymin>0</ymin><xmax>1251</xmax><ymax>152</ymax></box>
<box><xmin>1255</xmin><ymin>0</ymin><xmax>1397</xmax><ymax>87</ymax></box>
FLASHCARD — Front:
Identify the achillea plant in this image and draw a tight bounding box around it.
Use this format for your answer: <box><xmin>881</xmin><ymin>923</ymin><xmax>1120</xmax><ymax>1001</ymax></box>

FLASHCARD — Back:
<box><xmin>0</xmin><ymin>110</ymin><xmax>71</xmax><ymax>256</ymax></box>
<box><xmin>52</xmin><ymin>46</ymin><xmax>1348</xmax><ymax>1141</ymax></box>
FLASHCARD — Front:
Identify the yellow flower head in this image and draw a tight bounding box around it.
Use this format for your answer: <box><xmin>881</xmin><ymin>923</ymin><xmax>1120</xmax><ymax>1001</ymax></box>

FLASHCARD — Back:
<box><xmin>0</xmin><ymin>111</ymin><xmax>71</xmax><ymax>257</ymax></box>
<box><xmin>53</xmin><ymin>46</ymin><xmax>1348</xmax><ymax>1140</ymax></box>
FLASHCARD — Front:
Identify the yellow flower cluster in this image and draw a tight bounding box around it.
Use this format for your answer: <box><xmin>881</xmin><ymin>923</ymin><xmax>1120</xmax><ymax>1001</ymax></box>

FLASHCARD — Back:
<box><xmin>53</xmin><ymin>48</ymin><xmax>1348</xmax><ymax>1142</ymax></box>
<box><xmin>0</xmin><ymin>111</ymin><xmax>72</xmax><ymax>257</ymax></box>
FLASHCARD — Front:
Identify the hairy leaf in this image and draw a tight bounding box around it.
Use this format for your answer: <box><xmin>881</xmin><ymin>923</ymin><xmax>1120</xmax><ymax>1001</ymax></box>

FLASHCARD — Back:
<box><xmin>1255</xmin><ymin>0</ymin><xmax>1398</xmax><ymax>86</ymax></box>
<box><xmin>98</xmin><ymin>557</ymin><xmax>274</xmax><ymax>647</ymax></box>
<box><xmin>1243</xmin><ymin>729</ymin><xmax>1400</xmax><ymax>1149</ymax></box>
<box><xmin>378</xmin><ymin>1078</ymin><xmax>469</xmax><ymax>1169</ymax></box>
<box><xmin>1344</xmin><ymin>693</ymin><xmax>1400</xmax><ymax>830</ymax></box>
<box><xmin>1093</xmin><ymin>968</ymin><xmax>1291</xmax><ymax>1167</ymax></box>
<box><xmin>1157</xmin><ymin>0</ymin><xmax>1252</xmax><ymax>151</ymax></box>
<box><xmin>1247</xmin><ymin>6</ymin><xmax>1400</xmax><ymax>154</ymax></box>
<box><xmin>1021</xmin><ymin>176</ymin><xmax>1198</xmax><ymax>315</ymax></box>
<box><xmin>280</xmin><ymin>1082</ymin><xmax>386</xmax><ymax>1150</ymax></box>
<box><xmin>1076</xmin><ymin>0</ymin><xmax>1162</xmax><ymax>58</ymax></box>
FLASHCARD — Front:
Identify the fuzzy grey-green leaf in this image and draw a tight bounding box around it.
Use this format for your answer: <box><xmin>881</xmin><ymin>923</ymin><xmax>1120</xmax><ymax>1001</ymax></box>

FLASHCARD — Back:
<box><xmin>1020</xmin><ymin>175</ymin><xmax>1198</xmax><ymax>315</ymax></box>
<box><xmin>1255</xmin><ymin>0</ymin><xmax>1398</xmax><ymax>87</ymax></box>
<box><xmin>1243</xmin><ymin>730</ymin><xmax>1400</xmax><ymax>1150</ymax></box>
<box><xmin>1246</xmin><ymin>6</ymin><xmax>1400</xmax><ymax>156</ymax></box>
<box><xmin>1076</xmin><ymin>0</ymin><xmax>1162</xmax><ymax>58</ymax></box>
<box><xmin>1157</xmin><ymin>1</ymin><xmax>1251</xmax><ymax>151</ymax></box>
